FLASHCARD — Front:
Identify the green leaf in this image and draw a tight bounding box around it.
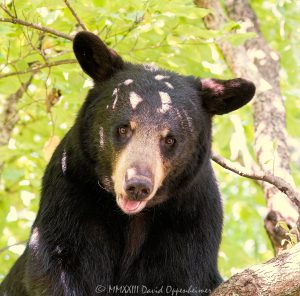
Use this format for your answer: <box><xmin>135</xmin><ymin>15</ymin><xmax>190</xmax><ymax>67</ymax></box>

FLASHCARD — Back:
<box><xmin>226</xmin><ymin>32</ymin><xmax>256</xmax><ymax>47</ymax></box>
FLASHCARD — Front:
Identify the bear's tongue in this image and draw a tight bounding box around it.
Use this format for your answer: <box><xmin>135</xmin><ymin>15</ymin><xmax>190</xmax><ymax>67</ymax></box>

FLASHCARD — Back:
<box><xmin>120</xmin><ymin>199</ymin><xmax>141</xmax><ymax>212</ymax></box>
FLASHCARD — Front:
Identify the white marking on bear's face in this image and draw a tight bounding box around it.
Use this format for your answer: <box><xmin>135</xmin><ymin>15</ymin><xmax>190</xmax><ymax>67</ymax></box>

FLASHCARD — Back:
<box><xmin>123</xmin><ymin>79</ymin><xmax>133</xmax><ymax>85</ymax></box>
<box><xmin>112</xmin><ymin>88</ymin><xmax>118</xmax><ymax>96</ymax></box>
<box><xmin>158</xmin><ymin>92</ymin><xmax>172</xmax><ymax>113</ymax></box>
<box><xmin>144</xmin><ymin>63</ymin><xmax>159</xmax><ymax>72</ymax></box>
<box><xmin>61</xmin><ymin>150</ymin><xmax>67</xmax><ymax>174</ymax></box>
<box><xmin>112</xmin><ymin>88</ymin><xmax>119</xmax><ymax>109</ymax></box>
<box><xmin>165</xmin><ymin>82</ymin><xmax>174</xmax><ymax>89</ymax></box>
<box><xmin>112</xmin><ymin>99</ymin><xmax>118</xmax><ymax>109</ymax></box>
<box><xmin>129</xmin><ymin>92</ymin><xmax>143</xmax><ymax>110</ymax></box>
<box><xmin>99</xmin><ymin>126</ymin><xmax>104</xmax><ymax>149</ymax></box>
<box><xmin>155</xmin><ymin>75</ymin><xmax>170</xmax><ymax>80</ymax></box>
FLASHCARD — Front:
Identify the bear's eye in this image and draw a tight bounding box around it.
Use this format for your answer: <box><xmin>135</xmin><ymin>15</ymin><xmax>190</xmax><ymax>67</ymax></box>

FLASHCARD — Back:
<box><xmin>164</xmin><ymin>135</ymin><xmax>176</xmax><ymax>146</ymax></box>
<box><xmin>118</xmin><ymin>126</ymin><xmax>129</xmax><ymax>135</ymax></box>
<box><xmin>116</xmin><ymin>125</ymin><xmax>132</xmax><ymax>139</ymax></box>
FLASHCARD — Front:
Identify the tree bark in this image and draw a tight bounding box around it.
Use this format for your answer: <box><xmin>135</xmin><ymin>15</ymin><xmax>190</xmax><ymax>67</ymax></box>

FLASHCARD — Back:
<box><xmin>211</xmin><ymin>243</ymin><xmax>300</xmax><ymax>296</ymax></box>
<box><xmin>195</xmin><ymin>0</ymin><xmax>299</xmax><ymax>254</ymax></box>
<box><xmin>0</xmin><ymin>75</ymin><xmax>33</xmax><ymax>173</ymax></box>
<box><xmin>0</xmin><ymin>76</ymin><xmax>33</xmax><ymax>145</ymax></box>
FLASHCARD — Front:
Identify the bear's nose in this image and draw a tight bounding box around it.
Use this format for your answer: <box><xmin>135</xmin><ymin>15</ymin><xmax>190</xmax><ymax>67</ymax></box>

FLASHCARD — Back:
<box><xmin>124</xmin><ymin>177</ymin><xmax>153</xmax><ymax>200</ymax></box>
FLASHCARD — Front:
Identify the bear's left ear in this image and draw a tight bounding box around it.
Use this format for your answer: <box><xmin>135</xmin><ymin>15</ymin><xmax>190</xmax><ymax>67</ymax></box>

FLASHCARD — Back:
<box><xmin>73</xmin><ymin>31</ymin><xmax>124</xmax><ymax>82</ymax></box>
<box><xmin>200</xmin><ymin>78</ymin><xmax>255</xmax><ymax>115</ymax></box>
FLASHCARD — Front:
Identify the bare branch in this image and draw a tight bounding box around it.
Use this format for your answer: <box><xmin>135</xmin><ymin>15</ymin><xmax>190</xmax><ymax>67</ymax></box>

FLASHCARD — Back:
<box><xmin>64</xmin><ymin>0</ymin><xmax>88</xmax><ymax>31</ymax></box>
<box><xmin>0</xmin><ymin>17</ymin><xmax>73</xmax><ymax>40</ymax></box>
<box><xmin>211</xmin><ymin>152</ymin><xmax>300</xmax><ymax>209</ymax></box>
<box><xmin>0</xmin><ymin>3</ymin><xmax>14</xmax><ymax>18</ymax></box>
<box><xmin>0</xmin><ymin>59</ymin><xmax>77</xmax><ymax>79</ymax></box>
<box><xmin>11</xmin><ymin>0</ymin><xmax>18</xmax><ymax>18</ymax></box>
<box><xmin>23</xmin><ymin>31</ymin><xmax>48</xmax><ymax>64</ymax></box>
<box><xmin>111</xmin><ymin>10</ymin><xmax>145</xmax><ymax>47</ymax></box>
<box><xmin>211</xmin><ymin>243</ymin><xmax>300</xmax><ymax>296</ymax></box>
<box><xmin>0</xmin><ymin>241</ymin><xmax>27</xmax><ymax>254</ymax></box>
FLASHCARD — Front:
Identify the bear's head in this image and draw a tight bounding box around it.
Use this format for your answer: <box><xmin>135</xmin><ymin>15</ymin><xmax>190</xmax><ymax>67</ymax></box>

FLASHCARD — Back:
<box><xmin>73</xmin><ymin>32</ymin><xmax>255</xmax><ymax>215</ymax></box>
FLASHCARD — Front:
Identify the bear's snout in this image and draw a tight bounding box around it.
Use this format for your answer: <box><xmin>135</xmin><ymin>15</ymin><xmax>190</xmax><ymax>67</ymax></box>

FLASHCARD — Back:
<box><xmin>124</xmin><ymin>176</ymin><xmax>153</xmax><ymax>201</ymax></box>
<box><xmin>124</xmin><ymin>166</ymin><xmax>154</xmax><ymax>201</ymax></box>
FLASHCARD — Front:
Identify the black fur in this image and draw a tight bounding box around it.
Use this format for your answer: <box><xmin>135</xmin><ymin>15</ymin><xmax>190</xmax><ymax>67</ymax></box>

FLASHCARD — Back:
<box><xmin>0</xmin><ymin>32</ymin><xmax>255</xmax><ymax>296</ymax></box>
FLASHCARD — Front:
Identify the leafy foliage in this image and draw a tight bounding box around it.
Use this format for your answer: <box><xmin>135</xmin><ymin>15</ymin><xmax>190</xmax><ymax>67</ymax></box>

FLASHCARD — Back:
<box><xmin>0</xmin><ymin>0</ymin><xmax>299</xmax><ymax>280</ymax></box>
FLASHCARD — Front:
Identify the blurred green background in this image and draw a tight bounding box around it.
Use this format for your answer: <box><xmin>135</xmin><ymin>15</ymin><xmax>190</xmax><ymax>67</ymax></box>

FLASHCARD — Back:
<box><xmin>0</xmin><ymin>0</ymin><xmax>299</xmax><ymax>280</ymax></box>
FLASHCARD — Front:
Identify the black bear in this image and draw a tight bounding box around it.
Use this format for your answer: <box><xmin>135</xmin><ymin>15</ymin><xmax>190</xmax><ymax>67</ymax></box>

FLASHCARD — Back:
<box><xmin>0</xmin><ymin>32</ymin><xmax>255</xmax><ymax>296</ymax></box>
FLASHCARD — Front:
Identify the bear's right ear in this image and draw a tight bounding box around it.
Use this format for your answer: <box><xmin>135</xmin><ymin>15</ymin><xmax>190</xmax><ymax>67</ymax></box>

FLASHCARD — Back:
<box><xmin>200</xmin><ymin>78</ymin><xmax>255</xmax><ymax>115</ymax></box>
<box><xmin>73</xmin><ymin>31</ymin><xmax>124</xmax><ymax>82</ymax></box>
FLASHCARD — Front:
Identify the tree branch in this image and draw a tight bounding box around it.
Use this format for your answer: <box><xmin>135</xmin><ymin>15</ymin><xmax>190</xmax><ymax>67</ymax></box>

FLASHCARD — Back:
<box><xmin>0</xmin><ymin>75</ymin><xmax>33</xmax><ymax>146</ymax></box>
<box><xmin>211</xmin><ymin>243</ymin><xmax>300</xmax><ymax>296</ymax></box>
<box><xmin>0</xmin><ymin>17</ymin><xmax>73</xmax><ymax>40</ymax></box>
<box><xmin>64</xmin><ymin>0</ymin><xmax>88</xmax><ymax>31</ymax></box>
<box><xmin>0</xmin><ymin>59</ymin><xmax>77</xmax><ymax>79</ymax></box>
<box><xmin>211</xmin><ymin>152</ymin><xmax>300</xmax><ymax>209</ymax></box>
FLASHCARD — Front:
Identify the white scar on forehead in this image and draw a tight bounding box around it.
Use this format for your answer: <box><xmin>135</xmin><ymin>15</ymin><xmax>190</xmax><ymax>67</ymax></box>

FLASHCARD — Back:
<box><xmin>165</xmin><ymin>82</ymin><xmax>174</xmax><ymax>89</ymax></box>
<box><xmin>129</xmin><ymin>92</ymin><xmax>143</xmax><ymax>110</ymax></box>
<box><xmin>123</xmin><ymin>79</ymin><xmax>133</xmax><ymax>85</ymax></box>
<box><xmin>144</xmin><ymin>63</ymin><xmax>159</xmax><ymax>72</ymax></box>
<box><xmin>99</xmin><ymin>126</ymin><xmax>104</xmax><ymax>149</ymax></box>
<box><xmin>112</xmin><ymin>88</ymin><xmax>119</xmax><ymax>109</ymax></box>
<box><xmin>158</xmin><ymin>91</ymin><xmax>172</xmax><ymax>113</ymax></box>
<box><xmin>113</xmin><ymin>88</ymin><xmax>118</xmax><ymax>96</ymax></box>
<box><xmin>155</xmin><ymin>75</ymin><xmax>170</xmax><ymax>80</ymax></box>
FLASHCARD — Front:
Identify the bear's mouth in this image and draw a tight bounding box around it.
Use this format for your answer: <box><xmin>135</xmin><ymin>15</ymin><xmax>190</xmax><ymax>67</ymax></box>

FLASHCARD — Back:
<box><xmin>117</xmin><ymin>197</ymin><xmax>147</xmax><ymax>214</ymax></box>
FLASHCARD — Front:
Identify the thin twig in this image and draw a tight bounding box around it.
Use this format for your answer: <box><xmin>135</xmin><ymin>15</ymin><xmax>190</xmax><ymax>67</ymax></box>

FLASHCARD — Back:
<box><xmin>112</xmin><ymin>14</ymin><xmax>145</xmax><ymax>48</ymax></box>
<box><xmin>0</xmin><ymin>17</ymin><xmax>73</xmax><ymax>40</ymax></box>
<box><xmin>11</xmin><ymin>0</ymin><xmax>18</xmax><ymax>18</ymax></box>
<box><xmin>24</xmin><ymin>31</ymin><xmax>48</xmax><ymax>64</ymax></box>
<box><xmin>0</xmin><ymin>241</ymin><xmax>27</xmax><ymax>254</ymax></box>
<box><xmin>64</xmin><ymin>0</ymin><xmax>88</xmax><ymax>31</ymax></box>
<box><xmin>211</xmin><ymin>152</ymin><xmax>300</xmax><ymax>209</ymax></box>
<box><xmin>0</xmin><ymin>59</ymin><xmax>77</xmax><ymax>79</ymax></box>
<box><xmin>0</xmin><ymin>3</ymin><xmax>14</xmax><ymax>18</ymax></box>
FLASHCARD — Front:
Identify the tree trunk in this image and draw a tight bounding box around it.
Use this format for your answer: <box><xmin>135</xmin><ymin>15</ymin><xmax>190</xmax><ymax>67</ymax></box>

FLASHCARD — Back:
<box><xmin>211</xmin><ymin>243</ymin><xmax>300</xmax><ymax>296</ymax></box>
<box><xmin>194</xmin><ymin>0</ymin><xmax>299</xmax><ymax>255</ymax></box>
